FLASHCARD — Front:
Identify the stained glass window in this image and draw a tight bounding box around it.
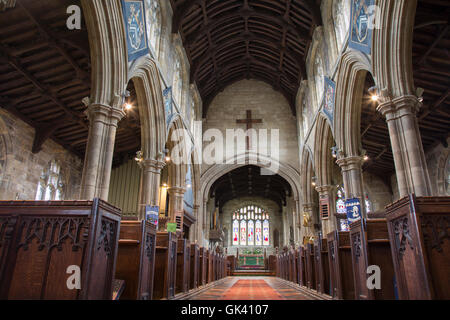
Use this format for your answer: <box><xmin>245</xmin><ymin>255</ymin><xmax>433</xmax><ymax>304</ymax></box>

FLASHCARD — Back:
<box><xmin>36</xmin><ymin>160</ymin><xmax>64</xmax><ymax>201</ymax></box>
<box><xmin>255</xmin><ymin>220</ymin><xmax>262</xmax><ymax>245</ymax></box>
<box><xmin>263</xmin><ymin>219</ymin><xmax>270</xmax><ymax>246</ymax></box>
<box><xmin>232</xmin><ymin>220</ymin><xmax>239</xmax><ymax>245</ymax></box>
<box><xmin>240</xmin><ymin>220</ymin><xmax>246</xmax><ymax>245</ymax></box>
<box><xmin>232</xmin><ymin>205</ymin><xmax>269</xmax><ymax>246</ymax></box>
<box><xmin>336</xmin><ymin>186</ymin><xmax>346</xmax><ymax>214</ymax></box>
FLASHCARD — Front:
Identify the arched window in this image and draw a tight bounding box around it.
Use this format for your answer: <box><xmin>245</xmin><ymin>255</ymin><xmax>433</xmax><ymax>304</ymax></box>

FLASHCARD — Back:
<box><xmin>364</xmin><ymin>194</ymin><xmax>372</xmax><ymax>213</ymax></box>
<box><xmin>314</xmin><ymin>54</ymin><xmax>324</xmax><ymax>108</ymax></box>
<box><xmin>232</xmin><ymin>205</ymin><xmax>270</xmax><ymax>246</ymax></box>
<box><xmin>332</xmin><ymin>0</ymin><xmax>351</xmax><ymax>52</ymax></box>
<box><xmin>173</xmin><ymin>56</ymin><xmax>182</xmax><ymax>106</ymax></box>
<box><xmin>35</xmin><ymin>160</ymin><xmax>64</xmax><ymax>201</ymax></box>
<box><xmin>302</xmin><ymin>98</ymin><xmax>309</xmax><ymax>138</ymax></box>
<box><xmin>145</xmin><ymin>0</ymin><xmax>161</xmax><ymax>55</ymax></box>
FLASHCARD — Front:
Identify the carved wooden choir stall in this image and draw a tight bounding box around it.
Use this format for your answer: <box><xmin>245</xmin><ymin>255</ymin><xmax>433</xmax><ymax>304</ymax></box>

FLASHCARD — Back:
<box><xmin>190</xmin><ymin>243</ymin><xmax>199</xmax><ymax>290</ymax></box>
<box><xmin>176</xmin><ymin>238</ymin><xmax>190</xmax><ymax>294</ymax></box>
<box><xmin>385</xmin><ymin>195</ymin><xmax>450</xmax><ymax>300</ymax></box>
<box><xmin>0</xmin><ymin>199</ymin><xmax>121</xmax><ymax>300</ymax></box>
<box><xmin>327</xmin><ymin>231</ymin><xmax>355</xmax><ymax>300</ymax></box>
<box><xmin>276</xmin><ymin>193</ymin><xmax>450</xmax><ymax>300</ymax></box>
<box><xmin>349</xmin><ymin>218</ymin><xmax>396</xmax><ymax>300</ymax></box>
<box><xmin>115</xmin><ymin>220</ymin><xmax>156</xmax><ymax>300</ymax></box>
<box><xmin>153</xmin><ymin>231</ymin><xmax>177</xmax><ymax>299</ymax></box>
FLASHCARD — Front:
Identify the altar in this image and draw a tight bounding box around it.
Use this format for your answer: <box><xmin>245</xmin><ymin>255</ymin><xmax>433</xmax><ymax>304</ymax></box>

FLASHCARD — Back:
<box><xmin>236</xmin><ymin>248</ymin><xmax>267</xmax><ymax>270</ymax></box>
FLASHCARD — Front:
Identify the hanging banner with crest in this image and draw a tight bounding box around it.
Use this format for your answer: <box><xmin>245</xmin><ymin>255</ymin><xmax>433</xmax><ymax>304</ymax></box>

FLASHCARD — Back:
<box><xmin>121</xmin><ymin>0</ymin><xmax>149</xmax><ymax>61</ymax></box>
<box><xmin>163</xmin><ymin>86</ymin><xmax>174</xmax><ymax>131</ymax></box>
<box><xmin>321</xmin><ymin>77</ymin><xmax>336</xmax><ymax>128</ymax></box>
<box><xmin>348</xmin><ymin>0</ymin><xmax>375</xmax><ymax>55</ymax></box>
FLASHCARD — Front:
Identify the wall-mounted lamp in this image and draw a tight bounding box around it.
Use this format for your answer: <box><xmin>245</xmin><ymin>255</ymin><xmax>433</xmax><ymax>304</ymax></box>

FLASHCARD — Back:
<box><xmin>331</xmin><ymin>146</ymin><xmax>339</xmax><ymax>158</ymax></box>
<box><xmin>368</xmin><ymin>86</ymin><xmax>379</xmax><ymax>102</ymax></box>
<box><xmin>312</xmin><ymin>176</ymin><xmax>317</xmax><ymax>187</ymax></box>
<box><xmin>134</xmin><ymin>150</ymin><xmax>143</xmax><ymax>163</ymax></box>
<box><xmin>416</xmin><ymin>87</ymin><xmax>424</xmax><ymax>103</ymax></box>
<box><xmin>121</xmin><ymin>90</ymin><xmax>131</xmax><ymax>111</ymax></box>
<box><xmin>163</xmin><ymin>148</ymin><xmax>171</xmax><ymax>162</ymax></box>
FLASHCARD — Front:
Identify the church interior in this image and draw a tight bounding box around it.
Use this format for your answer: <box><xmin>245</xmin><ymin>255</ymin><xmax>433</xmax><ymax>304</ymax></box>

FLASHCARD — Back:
<box><xmin>0</xmin><ymin>0</ymin><xmax>449</xmax><ymax>301</ymax></box>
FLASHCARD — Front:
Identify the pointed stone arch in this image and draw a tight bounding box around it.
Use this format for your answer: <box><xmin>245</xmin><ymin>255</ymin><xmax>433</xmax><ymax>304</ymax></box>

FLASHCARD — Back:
<box><xmin>334</xmin><ymin>50</ymin><xmax>372</xmax><ymax>157</ymax></box>
<box><xmin>128</xmin><ymin>57</ymin><xmax>167</xmax><ymax>161</ymax></box>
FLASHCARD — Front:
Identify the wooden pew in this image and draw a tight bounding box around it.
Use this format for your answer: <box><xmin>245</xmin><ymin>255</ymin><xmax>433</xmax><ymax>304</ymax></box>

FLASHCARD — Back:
<box><xmin>153</xmin><ymin>232</ymin><xmax>177</xmax><ymax>299</ymax></box>
<box><xmin>327</xmin><ymin>231</ymin><xmax>355</xmax><ymax>300</ymax></box>
<box><xmin>115</xmin><ymin>220</ymin><xmax>156</xmax><ymax>300</ymax></box>
<box><xmin>385</xmin><ymin>195</ymin><xmax>450</xmax><ymax>300</ymax></box>
<box><xmin>313</xmin><ymin>238</ymin><xmax>331</xmax><ymax>295</ymax></box>
<box><xmin>305</xmin><ymin>243</ymin><xmax>316</xmax><ymax>290</ymax></box>
<box><xmin>189</xmin><ymin>243</ymin><xmax>199</xmax><ymax>289</ymax></box>
<box><xmin>297</xmin><ymin>247</ymin><xmax>306</xmax><ymax>286</ymax></box>
<box><xmin>227</xmin><ymin>255</ymin><xmax>236</xmax><ymax>276</ymax></box>
<box><xmin>350</xmin><ymin>218</ymin><xmax>396</xmax><ymax>300</ymax></box>
<box><xmin>0</xmin><ymin>199</ymin><xmax>121</xmax><ymax>300</ymax></box>
<box><xmin>268</xmin><ymin>255</ymin><xmax>276</xmax><ymax>274</ymax></box>
<box><xmin>176</xmin><ymin>238</ymin><xmax>190</xmax><ymax>294</ymax></box>
<box><xmin>289</xmin><ymin>249</ymin><xmax>296</xmax><ymax>283</ymax></box>
<box><xmin>199</xmin><ymin>247</ymin><xmax>207</xmax><ymax>286</ymax></box>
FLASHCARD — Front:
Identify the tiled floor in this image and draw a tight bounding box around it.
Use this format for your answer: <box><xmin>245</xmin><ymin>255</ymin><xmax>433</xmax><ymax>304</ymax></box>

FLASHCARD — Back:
<box><xmin>188</xmin><ymin>277</ymin><xmax>315</xmax><ymax>300</ymax></box>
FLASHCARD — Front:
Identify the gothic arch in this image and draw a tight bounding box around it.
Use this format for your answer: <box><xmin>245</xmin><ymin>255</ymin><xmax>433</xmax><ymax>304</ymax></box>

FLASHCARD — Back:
<box><xmin>314</xmin><ymin>114</ymin><xmax>336</xmax><ymax>187</ymax></box>
<box><xmin>199</xmin><ymin>153</ymin><xmax>301</xmax><ymax>246</ymax></box>
<box><xmin>128</xmin><ymin>57</ymin><xmax>167</xmax><ymax>161</ymax></box>
<box><xmin>437</xmin><ymin>149</ymin><xmax>450</xmax><ymax>196</ymax></box>
<box><xmin>166</xmin><ymin>115</ymin><xmax>189</xmax><ymax>189</ymax></box>
<box><xmin>306</xmin><ymin>27</ymin><xmax>326</xmax><ymax>110</ymax></box>
<box><xmin>334</xmin><ymin>50</ymin><xmax>372</xmax><ymax>157</ymax></box>
<box><xmin>299</xmin><ymin>144</ymin><xmax>315</xmax><ymax>206</ymax></box>
<box><xmin>372</xmin><ymin>0</ymin><xmax>417</xmax><ymax>98</ymax></box>
<box><xmin>82</xmin><ymin>0</ymin><xmax>128</xmax><ymax>108</ymax></box>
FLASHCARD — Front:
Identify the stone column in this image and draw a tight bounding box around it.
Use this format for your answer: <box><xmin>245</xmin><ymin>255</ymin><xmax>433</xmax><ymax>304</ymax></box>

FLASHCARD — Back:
<box><xmin>137</xmin><ymin>158</ymin><xmax>166</xmax><ymax>220</ymax></box>
<box><xmin>336</xmin><ymin>155</ymin><xmax>366</xmax><ymax>218</ymax></box>
<box><xmin>377</xmin><ymin>95</ymin><xmax>431</xmax><ymax>197</ymax></box>
<box><xmin>167</xmin><ymin>186</ymin><xmax>186</xmax><ymax>222</ymax></box>
<box><xmin>315</xmin><ymin>185</ymin><xmax>337</xmax><ymax>235</ymax></box>
<box><xmin>80</xmin><ymin>103</ymin><xmax>125</xmax><ymax>200</ymax></box>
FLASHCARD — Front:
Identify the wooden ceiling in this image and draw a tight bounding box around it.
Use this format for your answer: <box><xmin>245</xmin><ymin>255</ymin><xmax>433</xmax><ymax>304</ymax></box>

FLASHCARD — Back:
<box><xmin>210</xmin><ymin>165</ymin><xmax>292</xmax><ymax>210</ymax></box>
<box><xmin>0</xmin><ymin>0</ymin><xmax>140</xmax><ymax>164</ymax></box>
<box><xmin>171</xmin><ymin>0</ymin><xmax>321</xmax><ymax>116</ymax></box>
<box><xmin>361</xmin><ymin>0</ymin><xmax>450</xmax><ymax>177</ymax></box>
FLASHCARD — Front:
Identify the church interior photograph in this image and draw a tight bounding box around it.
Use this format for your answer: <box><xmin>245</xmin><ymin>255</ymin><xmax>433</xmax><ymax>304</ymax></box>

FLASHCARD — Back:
<box><xmin>0</xmin><ymin>0</ymin><xmax>449</xmax><ymax>303</ymax></box>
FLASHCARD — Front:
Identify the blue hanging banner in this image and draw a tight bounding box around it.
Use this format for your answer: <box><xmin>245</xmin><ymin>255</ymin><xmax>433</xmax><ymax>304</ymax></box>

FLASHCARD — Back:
<box><xmin>163</xmin><ymin>86</ymin><xmax>174</xmax><ymax>129</ymax></box>
<box><xmin>121</xmin><ymin>0</ymin><xmax>149</xmax><ymax>61</ymax></box>
<box><xmin>348</xmin><ymin>0</ymin><xmax>374</xmax><ymax>55</ymax></box>
<box><xmin>322</xmin><ymin>77</ymin><xmax>336</xmax><ymax>128</ymax></box>
<box><xmin>145</xmin><ymin>205</ymin><xmax>159</xmax><ymax>227</ymax></box>
<box><xmin>346</xmin><ymin>198</ymin><xmax>362</xmax><ymax>224</ymax></box>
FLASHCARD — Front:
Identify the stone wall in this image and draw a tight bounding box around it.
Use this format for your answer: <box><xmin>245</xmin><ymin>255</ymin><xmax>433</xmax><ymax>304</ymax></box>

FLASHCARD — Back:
<box><xmin>0</xmin><ymin>109</ymin><xmax>83</xmax><ymax>200</ymax></box>
<box><xmin>202</xmin><ymin>79</ymin><xmax>300</xmax><ymax>171</ymax></box>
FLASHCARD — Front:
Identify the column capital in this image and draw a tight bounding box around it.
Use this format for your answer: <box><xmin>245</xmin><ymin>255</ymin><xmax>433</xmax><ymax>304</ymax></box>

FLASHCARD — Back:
<box><xmin>168</xmin><ymin>186</ymin><xmax>186</xmax><ymax>195</ymax></box>
<box><xmin>315</xmin><ymin>184</ymin><xmax>335</xmax><ymax>194</ymax></box>
<box><xmin>85</xmin><ymin>103</ymin><xmax>125</xmax><ymax>125</ymax></box>
<box><xmin>377</xmin><ymin>95</ymin><xmax>422</xmax><ymax>121</ymax></box>
<box><xmin>138</xmin><ymin>158</ymin><xmax>166</xmax><ymax>172</ymax></box>
<box><xmin>336</xmin><ymin>155</ymin><xmax>363</xmax><ymax>170</ymax></box>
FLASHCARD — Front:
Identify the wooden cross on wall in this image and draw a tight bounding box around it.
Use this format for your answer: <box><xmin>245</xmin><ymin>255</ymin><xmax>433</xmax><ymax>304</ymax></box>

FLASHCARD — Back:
<box><xmin>236</xmin><ymin>110</ymin><xmax>263</xmax><ymax>150</ymax></box>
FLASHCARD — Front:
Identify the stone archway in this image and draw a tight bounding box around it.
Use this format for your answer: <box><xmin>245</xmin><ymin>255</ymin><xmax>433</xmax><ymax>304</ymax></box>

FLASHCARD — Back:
<box><xmin>199</xmin><ymin>152</ymin><xmax>301</xmax><ymax>247</ymax></box>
